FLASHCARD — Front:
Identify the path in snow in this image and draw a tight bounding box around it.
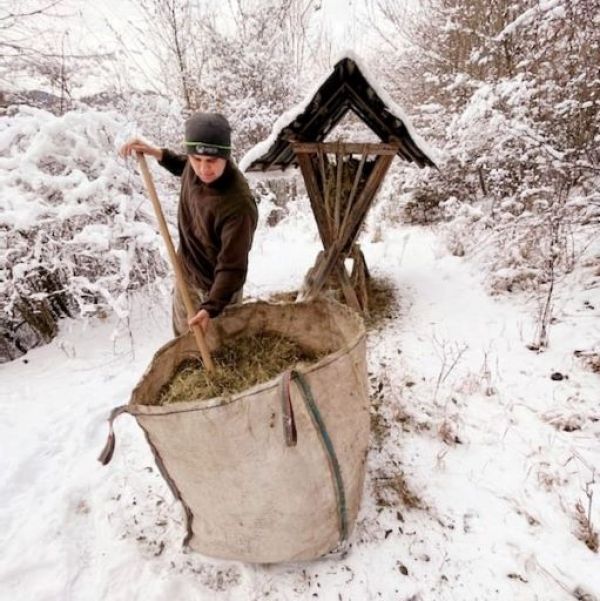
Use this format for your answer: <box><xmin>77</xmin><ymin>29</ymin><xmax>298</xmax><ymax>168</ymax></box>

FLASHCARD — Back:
<box><xmin>360</xmin><ymin>227</ymin><xmax>599</xmax><ymax>600</ymax></box>
<box><xmin>0</xmin><ymin>225</ymin><xmax>598</xmax><ymax>601</ymax></box>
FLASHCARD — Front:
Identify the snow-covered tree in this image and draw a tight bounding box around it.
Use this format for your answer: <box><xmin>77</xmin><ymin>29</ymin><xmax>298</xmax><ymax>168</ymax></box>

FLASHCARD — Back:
<box><xmin>368</xmin><ymin>0</ymin><xmax>600</xmax><ymax>293</ymax></box>
<box><xmin>0</xmin><ymin>107</ymin><xmax>170</xmax><ymax>361</ymax></box>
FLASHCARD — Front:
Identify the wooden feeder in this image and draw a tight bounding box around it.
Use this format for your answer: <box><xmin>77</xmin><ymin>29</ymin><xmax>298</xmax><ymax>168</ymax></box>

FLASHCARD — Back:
<box><xmin>241</xmin><ymin>55</ymin><xmax>436</xmax><ymax>314</ymax></box>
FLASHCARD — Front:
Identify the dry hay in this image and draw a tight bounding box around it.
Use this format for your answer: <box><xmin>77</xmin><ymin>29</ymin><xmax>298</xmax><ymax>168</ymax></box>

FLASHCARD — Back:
<box><xmin>372</xmin><ymin>470</ymin><xmax>426</xmax><ymax>511</ymax></box>
<box><xmin>365</xmin><ymin>276</ymin><xmax>399</xmax><ymax>327</ymax></box>
<box><xmin>267</xmin><ymin>277</ymin><xmax>398</xmax><ymax>330</ymax></box>
<box><xmin>267</xmin><ymin>290</ymin><xmax>298</xmax><ymax>303</ymax></box>
<box><xmin>320</xmin><ymin>156</ymin><xmax>375</xmax><ymax>223</ymax></box>
<box><xmin>156</xmin><ymin>332</ymin><xmax>325</xmax><ymax>405</ymax></box>
<box><xmin>574</xmin><ymin>349</ymin><xmax>600</xmax><ymax>374</ymax></box>
<box><xmin>575</xmin><ymin>500</ymin><xmax>599</xmax><ymax>553</ymax></box>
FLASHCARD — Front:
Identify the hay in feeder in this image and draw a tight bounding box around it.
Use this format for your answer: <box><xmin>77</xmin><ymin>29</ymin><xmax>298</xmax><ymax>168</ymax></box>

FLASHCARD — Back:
<box><xmin>156</xmin><ymin>332</ymin><xmax>325</xmax><ymax>405</ymax></box>
<box><xmin>320</xmin><ymin>156</ymin><xmax>375</xmax><ymax>222</ymax></box>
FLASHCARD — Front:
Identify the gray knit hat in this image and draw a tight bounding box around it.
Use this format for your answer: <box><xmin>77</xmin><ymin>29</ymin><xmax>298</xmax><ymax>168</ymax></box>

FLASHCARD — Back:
<box><xmin>184</xmin><ymin>113</ymin><xmax>232</xmax><ymax>158</ymax></box>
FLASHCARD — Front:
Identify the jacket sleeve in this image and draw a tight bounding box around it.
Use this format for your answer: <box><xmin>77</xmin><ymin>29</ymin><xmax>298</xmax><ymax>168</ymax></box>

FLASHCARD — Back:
<box><xmin>200</xmin><ymin>212</ymin><xmax>256</xmax><ymax>318</ymax></box>
<box><xmin>158</xmin><ymin>148</ymin><xmax>187</xmax><ymax>177</ymax></box>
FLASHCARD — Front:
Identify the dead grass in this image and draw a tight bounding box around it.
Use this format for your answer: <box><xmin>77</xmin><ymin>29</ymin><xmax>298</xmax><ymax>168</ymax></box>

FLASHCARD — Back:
<box><xmin>155</xmin><ymin>332</ymin><xmax>325</xmax><ymax>405</ymax></box>
<box><xmin>573</xmin><ymin>586</ymin><xmax>598</xmax><ymax>601</ymax></box>
<box><xmin>267</xmin><ymin>290</ymin><xmax>298</xmax><ymax>303</ymax></box>
<box><xmin>365</xmin><ymin>276</ymin><xmax>399</xmax><ymax>327</ymax></box>
<box><xmin>373</xmin><ymin>471</ymin><xmax>426</xmax><ymax>511</ymax></box>
<box><xmin>575</xmin><ymin>501</ymin><xmax>599</xmax><ymax>553</ymax></box>
<box><xmin>574</xmin><ymin>350</ymin><xmax>600</xmax><ymax>374</ymax></box>
<box><xmin>369</xmin><ymin>374</ymin><xmax>392</xmax><ymax>450</ymax></box>
<box><xmin>267</xmin><ymin>276</ymin><xmax>398</xmax><ymax>331</ymax></box>
<box><xmin>370</xmin><ymin>403</ymin><xmax>391</xmax><ymax>450</ymax></box>
<box><xmin>438</xmin><ymin>419</ymin><xmax>463</xmax><ymax>446</ymax></box>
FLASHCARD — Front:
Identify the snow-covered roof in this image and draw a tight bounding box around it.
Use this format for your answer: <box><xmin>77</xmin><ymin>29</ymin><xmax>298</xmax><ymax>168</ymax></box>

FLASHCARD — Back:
<box><xmin>240</xmin><ymin>51</ymin><xmax>437</xmax><ymax>173</ymax></box>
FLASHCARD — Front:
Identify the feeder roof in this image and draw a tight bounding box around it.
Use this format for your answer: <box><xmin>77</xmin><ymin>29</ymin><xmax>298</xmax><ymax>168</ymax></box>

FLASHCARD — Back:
<box><xmin>240</xmin><ymin>51</ymin><xmax>437</xmax><ymax>173</ymax></box>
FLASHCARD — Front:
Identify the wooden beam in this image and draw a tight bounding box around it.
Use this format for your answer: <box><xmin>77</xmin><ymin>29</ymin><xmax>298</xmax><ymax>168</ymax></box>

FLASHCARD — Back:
<box><xmin>336</xmin><ymin>263</ymin><xmax>362</xmax><ymax>312</ymax></box>
<box><xmin>293</xmin><ymin>142</ymin><xmax>400</xmax><ymax>155</ymax></box>
<box><xmin>297</xmin><ymin>239</ymin><xmax>342</xmax><ymax>302</ymax></box>
<box><xmin>301</xmin><ymin>153</ymin><xmax>394</xmax><ymax>301</ymax></box>
<box><xmin>334</xmin><ymin>147</ymin><xmax>343</xmax><ymax>236</ymax></box>
<box><xmin>317</xmin><ymin>148</ymin><xmax>332</xmax><ymax>226</ymax></box>
<box><xmin>294</xmin><ymin>87</ymin><xmax>348</xmax><ymax>142</ymax></box>
<box><xmin>341</xmin><ymin>149</ymin><xmax>367</xmax><ymax>233</ymax></box>
<box><xmin>339</xmin><ymin>153</ymin><xmax>394</xmax><ymax>251</ymax></box>
<box><xmin>350</xmin><ymin>245</ymin><xmax>370</xmax><ymax>314</ymax></box>
<box><xmin>294</xmin><ymin>151</ymin><xmax>332</xmax><ymax>247</ymax></box>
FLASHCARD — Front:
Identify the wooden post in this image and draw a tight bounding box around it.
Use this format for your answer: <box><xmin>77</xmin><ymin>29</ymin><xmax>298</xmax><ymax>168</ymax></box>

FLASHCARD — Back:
<box><xmin>295</xmin><ymin>151</ymin><xmax>332</xmax><ymax>247</ymax></box>
<box><xmin>317</xmin><ymin>148</ymin><xmax>332</xmax><ymax>225</ymax></box>
<box><xmin>338</xmin><ymin>153</ymin><xmax>394</xmax><ymax>252</ymax></box>
<box><xmin>342</xmin><ymin>149</ymin><xmax>367</xmax><ymax>231</ymax></box>
<box><xmin>301</xmin><ymin>153</ymin><xmax>395</xmax><ymax>302</ymax></box>
<box><xmin>350</xmin><ymin>245</ymin><xmax>370</xmax><ymax>313</ymax></box>
<box><xmin>294</xmin><ymin>142</ymin><xmax>398</xmax><ymax>312</ymax></box>
<box><xmin>336</xmin><ymin>263</ymin><xmax>362</xmax><ymax>312</ymax></box>
<box><xmin>334</xmin><ymin>145</ymin><xmax>343</xmax><ymax>236</ymax></box>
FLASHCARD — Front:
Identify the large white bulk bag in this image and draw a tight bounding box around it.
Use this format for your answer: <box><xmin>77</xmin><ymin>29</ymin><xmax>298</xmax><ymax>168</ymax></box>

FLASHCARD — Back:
<box><xmin>99</xmin><ymin>300</ymin><xmax>370</xmax><ymax>563</ymax></box>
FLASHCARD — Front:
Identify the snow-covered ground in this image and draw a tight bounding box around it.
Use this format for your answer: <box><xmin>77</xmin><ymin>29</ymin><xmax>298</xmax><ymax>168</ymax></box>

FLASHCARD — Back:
<box><xmin>1</xmin><ymin>218</ymin><xmax>599</xmax><ymax>600</ymax></box>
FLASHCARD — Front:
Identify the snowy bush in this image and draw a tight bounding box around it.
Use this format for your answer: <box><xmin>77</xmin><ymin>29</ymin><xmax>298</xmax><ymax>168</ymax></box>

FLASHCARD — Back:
<box><xmin>0</xmin><ymin>106</ymin><xmax>168</xmax><ymax>361</ymax></box>
<box><xmin>369</xmin><ymin>0</ymin><xmax>600</xmax><ymax>251</ymax></box>
<box><xmin>439</xmin><ymin>188</ymin><xmax>584</xmax><ymax>293</ymax></box>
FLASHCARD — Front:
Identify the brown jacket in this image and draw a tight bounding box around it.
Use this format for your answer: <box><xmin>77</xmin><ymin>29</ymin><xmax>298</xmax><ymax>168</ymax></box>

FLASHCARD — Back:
<box><xmin>159</xmin><ymin>149</ymin><xmax>258</xmax><ymax>317</ymax></box>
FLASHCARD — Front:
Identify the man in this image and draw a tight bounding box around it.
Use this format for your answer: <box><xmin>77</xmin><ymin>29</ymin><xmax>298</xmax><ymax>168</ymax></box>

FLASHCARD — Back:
<box><xmin>120</xmin><ymin>113</ymin><xmax>258</xmax><ymax>335</ymax></box>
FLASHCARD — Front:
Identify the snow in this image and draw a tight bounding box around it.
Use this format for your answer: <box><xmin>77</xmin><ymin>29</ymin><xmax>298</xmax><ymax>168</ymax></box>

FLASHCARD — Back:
<box><xmin>0</xmin><ymin>106</ymin><xmax>172</xmax><ymax>346</ymax></box>
<box><xmin>495</xmin><ymin>0</ymin><xmax>565</xmax><ymax>41</ymax></box>
<box><xmin>72</xmin><ymin>224</ymin><xmax>113</xmax><ymax>251</ymax></box>
<box><xmin>239</xmin><ymin>50</ymin><xmax>438</xmax><ymax>173</ymax></box>
<box><xmin>1</xmin><ymin>212</ymin><xmax>599</xmax><ymax>600</ymax></box>
<box><xmin>238</xmin><ymin>76</ymin><xmax>324</xmax><ymax>173</ymax></box>
<box><xmin>2</xmin><ymin>8</ymin><xmax>600</xmax><ymax>597</ymax></box>
<box><xmin>336</xmin><ymin>50</ymin><xmax>438</xmax><ymax>165</ymax></box>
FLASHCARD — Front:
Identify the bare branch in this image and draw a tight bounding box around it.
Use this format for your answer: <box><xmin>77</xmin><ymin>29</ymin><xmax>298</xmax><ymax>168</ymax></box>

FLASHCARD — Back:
<box><xmin>0</xmin><ymin>0</ymin><xmax>63</xmax><ymax>22</ymax></box>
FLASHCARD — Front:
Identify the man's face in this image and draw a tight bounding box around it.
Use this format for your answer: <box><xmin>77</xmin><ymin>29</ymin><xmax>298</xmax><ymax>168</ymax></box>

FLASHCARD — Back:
<box><xmin>188</xmin><ymin>155</ymin><xmax>227</xmax><ymax>184</ymax></box>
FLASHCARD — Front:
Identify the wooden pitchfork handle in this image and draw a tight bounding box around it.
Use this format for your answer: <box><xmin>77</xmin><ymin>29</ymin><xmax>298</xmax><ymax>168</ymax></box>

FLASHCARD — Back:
<box><xmin>135</xmin><ymin>152</ymin><xmax>215</xmax><ymax>372</ymax></box>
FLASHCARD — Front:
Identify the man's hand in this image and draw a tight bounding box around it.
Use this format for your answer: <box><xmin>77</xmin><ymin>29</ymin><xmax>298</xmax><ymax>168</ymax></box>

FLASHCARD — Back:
<box><xmin>189</xmin><ymin>309</ymin><xmax>210</xmax><ymax>332</ymax></box>
<box><xmin>119</xmin><ymin>138</ymin><xmax>163</xmax><ymax>161</ymax></box>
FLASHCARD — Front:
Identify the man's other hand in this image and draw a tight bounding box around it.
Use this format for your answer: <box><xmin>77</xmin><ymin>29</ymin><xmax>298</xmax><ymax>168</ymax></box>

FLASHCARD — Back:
<box><xmin>189</xmin><ymin>309</ymin><xmax>210</xmax><ymax>332</ymax></box>
<box><xmin>119</xmin><ymin>138</ymin><xmax>163</xmax><ymax>161</ymax></box>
